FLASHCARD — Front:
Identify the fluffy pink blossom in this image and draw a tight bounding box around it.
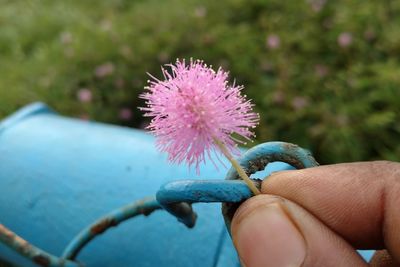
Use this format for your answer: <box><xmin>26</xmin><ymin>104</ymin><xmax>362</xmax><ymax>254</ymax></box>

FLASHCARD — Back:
<box><xmin>140</xmin><ymin>59</ymin><xmax>259</xmax><ymax>172</ymax></box>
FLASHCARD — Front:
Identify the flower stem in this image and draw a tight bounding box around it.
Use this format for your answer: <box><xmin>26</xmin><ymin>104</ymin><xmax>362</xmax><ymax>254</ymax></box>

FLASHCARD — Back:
<box><xmin>214</xmin><ymin>139</ymin><xmax>261</xmax><ymax>195</ymax></box>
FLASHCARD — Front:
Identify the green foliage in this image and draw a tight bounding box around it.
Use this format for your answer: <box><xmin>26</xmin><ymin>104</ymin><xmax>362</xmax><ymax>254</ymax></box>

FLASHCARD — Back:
<box><xmin>1</xmin><ymin>0</ymin><xmax>400</xmax><ymax>163</ymax></box>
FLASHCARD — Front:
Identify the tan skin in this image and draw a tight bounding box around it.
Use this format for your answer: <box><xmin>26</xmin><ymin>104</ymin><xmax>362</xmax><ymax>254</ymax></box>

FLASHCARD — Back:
<box><xmin>231</xmin><ymin>161</ymin><xmax>400</xmax><ymax>267</ymax></box>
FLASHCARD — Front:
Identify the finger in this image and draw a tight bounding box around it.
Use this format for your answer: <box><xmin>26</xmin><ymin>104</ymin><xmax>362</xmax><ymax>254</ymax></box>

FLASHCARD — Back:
<box><xmin>262</xmin><ymin>161</ymin><xmax>400</xmax><ymax>261</ymax></box>
<box><xmin>370</xmin><ymin>250</ymin><xmax>399</xmax><ymax>267</ymax></box>
<box><xmin>231</xmin><ymin>194</ymin><xmax>367</xmax><ymax>267</ymax></box>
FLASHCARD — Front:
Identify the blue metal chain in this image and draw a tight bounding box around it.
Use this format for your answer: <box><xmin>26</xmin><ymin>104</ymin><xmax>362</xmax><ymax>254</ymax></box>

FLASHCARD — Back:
<box><xmin>0</xmin><ymin>142</ymin><xmax>318</xmax><ymax>266</ymax></box>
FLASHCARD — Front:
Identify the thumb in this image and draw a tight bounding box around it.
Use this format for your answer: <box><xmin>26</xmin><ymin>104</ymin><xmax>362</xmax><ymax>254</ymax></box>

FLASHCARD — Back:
<box><xmin>231</xmin><ymin>195</ymin><xmax>367</xmax><ymax>267</ymax></box>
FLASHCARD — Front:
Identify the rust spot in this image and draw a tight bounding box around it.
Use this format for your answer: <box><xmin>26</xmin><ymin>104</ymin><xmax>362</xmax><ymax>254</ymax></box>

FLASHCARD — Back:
<box><xmin>90</xmin><ymin>218</ymin><xmax>118</xmax><ymax>234</ymax></box>
<box><xmin>283</xmin><ymin>142</ymin><xmax>298</xmax><ymax>150</ymax></box>
<box><xmin>248</xmin><ymin>158</ymin><xmax>270</xmax><ymax>173</ymax></box>
<box><xmin>138</xmin><ymin>207</ymin><xmax>153</xmax><ymax>216</ymax></box>
<box><xmin>33</xmin><ymin>255</ymin><xmax>50</xmax><ymax>267</ymax></box>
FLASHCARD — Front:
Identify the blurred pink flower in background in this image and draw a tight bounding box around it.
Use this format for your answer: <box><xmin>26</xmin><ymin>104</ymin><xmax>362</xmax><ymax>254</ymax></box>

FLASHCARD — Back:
<box><xmin>291</xmin><ymin>96</ymin><xmax>309</xmax><ymax>111</ymax></box>
<box><xmin>307</xmin><ymin>0</ymin><xmax>326</xmax><ymax>12</ymax></box>
<box><xmin>77</xmin><ymin>88</ymin><xmax>92</xmax><ymax>103</ymax></box>
<box><xmin>266</xmin><ymin>34</ymin><xmax>280</xmax><ymax>49</ymax></box>
<box><xmin>272</xmin><ymin>90</ymin><xmax>285</xmax><ymax>104</ymax></box>
<box><xmin>119</xmin><ymin>108</ymin><xmax>132</xmax><ymax>120</ymax></box>
<box><xmin>338</xmin><ymin>32</ymin><xmax>353</xmax><ymax>47</ymax></box>
<box><xmin>60</xmin><ymin>32</ymin><xmax>73</xmax><ymax>45</ymax></box>
<box><xmin>140</xmin><ymin>59</ymin><xmax>259</xmax><ymax>171</ymax></box>
<box><xmin>119</xmin><ymin>45</ymin><xmax>132</xmax><ymax>58</ymax></box>
<box><xmin>314</xmin><ymin>64</ymin><xmax>329</xmax><ymax>78</ymax></box>
<box><xmin>194</xmin><ymin>6</ymin><xmax>207</xmax><ymax>18</ymax></box>
<box><xmin>95</xmin><ymin>62</ymin><xmax>115</xmax><ymax>78</ymax></box>
<box><xmin>60</xmin><ymin>32</ymin><xmax>74</xmax><ymax>57</ymax></box>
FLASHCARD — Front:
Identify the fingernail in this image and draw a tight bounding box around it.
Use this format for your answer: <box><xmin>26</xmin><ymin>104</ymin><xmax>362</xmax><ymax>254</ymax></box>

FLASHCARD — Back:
<box><xmin>233</xmin><ymin>203</ymin><xmax>306</xmax><ymax>267</ymax></box>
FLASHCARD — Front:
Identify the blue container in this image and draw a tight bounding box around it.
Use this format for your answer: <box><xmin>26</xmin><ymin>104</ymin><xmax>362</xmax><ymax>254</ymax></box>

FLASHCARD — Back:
<box><xmin>0</xmin><ymin>103</ymin><xmax>297</xmax><ymax>267</ymax></box>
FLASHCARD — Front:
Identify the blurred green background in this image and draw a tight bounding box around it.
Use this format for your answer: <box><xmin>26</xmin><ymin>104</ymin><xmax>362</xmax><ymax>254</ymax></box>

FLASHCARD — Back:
<box><xmin>1</xmin><ymin>0</ymin><xmax>400</xmax><ymax>164</ymax></box>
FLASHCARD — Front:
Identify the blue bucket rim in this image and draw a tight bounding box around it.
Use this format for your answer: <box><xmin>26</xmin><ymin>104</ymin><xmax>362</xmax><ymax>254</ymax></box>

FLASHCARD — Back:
<box><xmin>0</xmin><ymin>102</ymin><xmax>54</xmax><ymax>134</ymax></box>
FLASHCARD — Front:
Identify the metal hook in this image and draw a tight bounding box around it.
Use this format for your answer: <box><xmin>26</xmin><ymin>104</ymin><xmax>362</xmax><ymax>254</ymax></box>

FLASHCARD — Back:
<box><xmin>156</xmin><ymin>142</ymin><xmax>318</xmax><ymax>231</ymax></box>
<box><xmin>221</xmin><ymin>141</ymin><xmax>319</xmax><ymax>232</ymax></box>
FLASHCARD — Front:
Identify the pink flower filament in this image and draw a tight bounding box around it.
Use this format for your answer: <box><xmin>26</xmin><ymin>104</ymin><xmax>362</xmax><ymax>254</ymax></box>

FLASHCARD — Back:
<box><xmin>140</xmin><ymin>59</ymin><xmax>259</xmax><ymax>172</ymax></box>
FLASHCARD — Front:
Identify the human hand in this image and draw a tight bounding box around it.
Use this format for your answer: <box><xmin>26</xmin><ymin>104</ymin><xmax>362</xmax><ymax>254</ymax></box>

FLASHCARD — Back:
<box><xmin>231</xmin><ymin>161</ymin><xmax>400</xmax><ymax>267</ymax></box>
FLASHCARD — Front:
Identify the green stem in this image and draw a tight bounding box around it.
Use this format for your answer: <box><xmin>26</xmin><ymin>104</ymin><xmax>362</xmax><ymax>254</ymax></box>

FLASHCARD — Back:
<box><xmin>214</xmin><ymin>139</ymin><xmax>260</xmax><ymax>195</ymax></box>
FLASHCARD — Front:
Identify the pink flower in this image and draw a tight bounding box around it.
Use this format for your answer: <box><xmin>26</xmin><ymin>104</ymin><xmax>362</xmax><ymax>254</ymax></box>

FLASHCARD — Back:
<box><xmin>314</xmin><ymin>64</ymin><xmax>329</xmax><ymax>78</ymax></box>
<box><xmin>338</xmin><ymin>32</ymin><xmax>353</xmax><ymax>47</ymax></box>
<box><xmin>119</xmin><ymin>108</ymin><xmax>132</xmax><ymax>120</ymax></box>
<box><xmin>140</xmin><ymin>59</ymin><xmax>259</xmax><ymax>172</ymax></box>
<box><xmin>266</xmin><ymin>34</ymin><xmax>280</xmax><ymax>49</ymax></box>
<box><xmin>77</xmin><ymin>88</ymin><xmax>92</xmax><ymax>103</ymax></box>
<box><xmin>95</xmin><ymin>62</ymin><xmax>115</xmax><ymax>78</ymax></box>
<box><xmin>308</xmin><ymin>0</ymin><xmax>326</xmax><ymax>12</ymax></box>
<box><xmin>291</xmin><ymin>96</ymin><xmax>309</xmax><ymax>111</ymax></box>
